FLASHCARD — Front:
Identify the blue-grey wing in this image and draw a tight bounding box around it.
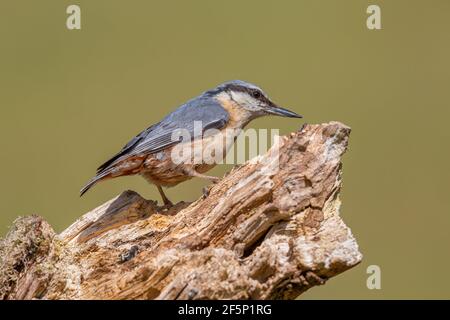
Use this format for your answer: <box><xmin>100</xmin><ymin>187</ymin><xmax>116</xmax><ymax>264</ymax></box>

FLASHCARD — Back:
<box><xmin>95</xmin><ymin>124</ymin><xmax>155</xmax><ymax>173</ymax></box>
<box><xmin>96</xmin><ymin>96</ymin><xmax>229</xmax><ymax>173</ymax></box>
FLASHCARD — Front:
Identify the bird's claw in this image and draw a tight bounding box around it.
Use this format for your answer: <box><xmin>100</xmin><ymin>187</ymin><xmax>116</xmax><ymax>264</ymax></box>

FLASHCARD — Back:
<box><xmin>210</xmin><ymin>177</ymin><xmax>220</xmax><ymax>184</ymax></box>
<box><xmin>202</xmin><ymin>186</ymin><xmax>210</xmax><ymax>198</ymax></box>
<box><xmin>162</xmin><ymin>200</ymin><xmax>173</xmax><ymax>208</ymax></box>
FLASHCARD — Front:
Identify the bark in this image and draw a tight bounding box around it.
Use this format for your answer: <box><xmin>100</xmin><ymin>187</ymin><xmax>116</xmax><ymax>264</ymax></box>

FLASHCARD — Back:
<box><xmin>0</xmin><ymin>122</ymin><xmax>362</xmax><ymax>300</ymax></box>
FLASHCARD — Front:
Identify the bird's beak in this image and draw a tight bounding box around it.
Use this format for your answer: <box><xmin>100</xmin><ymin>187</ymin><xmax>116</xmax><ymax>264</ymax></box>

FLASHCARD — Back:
<box><xmin>266</xmin><ymin>105</ymin><xmax>303</xmax><ymax>118</ymax></box>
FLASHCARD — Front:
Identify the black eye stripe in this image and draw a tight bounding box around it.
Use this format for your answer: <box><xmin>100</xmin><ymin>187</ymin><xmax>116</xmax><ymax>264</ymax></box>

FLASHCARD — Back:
<box><xmin>217</xmin><ymin>83</ymin><xmax>268</xmax><ymax>103</ymax></box>
<box><xmin>250</xmin><ymin>89</ymin><xmax>271</xmax><ymax>105</ymax></box>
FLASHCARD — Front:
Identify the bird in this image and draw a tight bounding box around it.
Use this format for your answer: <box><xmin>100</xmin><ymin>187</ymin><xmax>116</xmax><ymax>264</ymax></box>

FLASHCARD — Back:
<box><xmin>80</xmin><ymin>80</ymin><xmax>302</xmax><ymax>206</ymax></box>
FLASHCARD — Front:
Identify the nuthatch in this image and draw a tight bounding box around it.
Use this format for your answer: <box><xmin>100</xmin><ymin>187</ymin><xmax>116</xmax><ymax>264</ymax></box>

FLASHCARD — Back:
<box><xmin>81</xmin><ymin>80</ymin><xmax>302</xmax><ymax>205</ymax></box>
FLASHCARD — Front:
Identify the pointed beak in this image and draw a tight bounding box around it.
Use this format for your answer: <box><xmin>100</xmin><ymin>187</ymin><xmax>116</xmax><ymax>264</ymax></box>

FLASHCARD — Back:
<box><xmin>266</xmin><ymin>105</ymin><xmax>303</xmax><ymax>118</ymax></box>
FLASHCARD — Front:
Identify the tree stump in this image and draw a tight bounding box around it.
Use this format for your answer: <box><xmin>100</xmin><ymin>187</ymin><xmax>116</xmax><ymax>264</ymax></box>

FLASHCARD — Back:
<box><xmin>0</xmin><ymin>122</ymin><xmax>362</xmax><ymax>300</ymax></box>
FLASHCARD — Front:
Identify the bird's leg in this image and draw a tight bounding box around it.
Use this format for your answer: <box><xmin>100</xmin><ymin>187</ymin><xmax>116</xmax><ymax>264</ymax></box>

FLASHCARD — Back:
<box><xmin>182</xmin><ymin>167</ymin><xmax>220</xmax><ymax>183</ymax></box>
<box><xmin>157</xmin><ymin>185</ymin><xmax>173</xmax><ymax>207</ymax></box>
<box><xmin>202</xmin><ymin>186</ymin><xmax>211</xmax><ymax>199</ymax></box>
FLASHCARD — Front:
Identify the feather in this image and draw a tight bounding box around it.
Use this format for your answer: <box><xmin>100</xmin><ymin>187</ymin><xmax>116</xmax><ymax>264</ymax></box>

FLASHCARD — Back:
<box><xmin>80</xmin><ymin>95</ymin><xmax>229</xmax><ymax>196</ymax></box>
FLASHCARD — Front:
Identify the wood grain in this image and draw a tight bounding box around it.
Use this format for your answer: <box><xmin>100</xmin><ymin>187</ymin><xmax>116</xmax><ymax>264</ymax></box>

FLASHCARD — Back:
<box><xmin>0</xmin><ymin>122</ymin><xmax>362</xmax><ymax>300</ymax></box>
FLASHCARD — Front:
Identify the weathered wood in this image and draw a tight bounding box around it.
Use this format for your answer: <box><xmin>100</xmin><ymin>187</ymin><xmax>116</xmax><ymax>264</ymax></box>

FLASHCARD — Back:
<box><xmin>0</xmin><ymin>122</ymin><xmax>362</xmax><ymax>300</ymax></box>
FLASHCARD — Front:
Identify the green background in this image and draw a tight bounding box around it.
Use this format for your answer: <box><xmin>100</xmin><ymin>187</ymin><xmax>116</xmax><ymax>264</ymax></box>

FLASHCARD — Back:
<box><xmin>1</xmin><ymin>1</ymin><xmax>449</xmax><ymax>299</ymax></box>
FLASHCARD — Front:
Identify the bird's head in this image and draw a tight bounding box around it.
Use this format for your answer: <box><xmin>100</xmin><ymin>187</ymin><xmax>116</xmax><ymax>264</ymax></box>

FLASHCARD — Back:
<box><xmin>207</xmin><ymin>80</ymin><xmax>302</xmax><ymax>121</ymax></box>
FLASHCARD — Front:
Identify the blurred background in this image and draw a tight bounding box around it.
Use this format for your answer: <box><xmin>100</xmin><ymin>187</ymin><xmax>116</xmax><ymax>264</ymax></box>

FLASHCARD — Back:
<box><xmin>0</xmin><ymin>0</ymin><xmax>449</xmax><ymax>299</ymax></box>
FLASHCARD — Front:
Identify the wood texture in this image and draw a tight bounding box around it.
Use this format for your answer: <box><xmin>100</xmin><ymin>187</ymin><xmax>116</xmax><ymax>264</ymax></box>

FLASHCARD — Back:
<box><xmin>0</xmin><ymin>122</ymin><xmax>362</xmax><ymax>300</ymax></box>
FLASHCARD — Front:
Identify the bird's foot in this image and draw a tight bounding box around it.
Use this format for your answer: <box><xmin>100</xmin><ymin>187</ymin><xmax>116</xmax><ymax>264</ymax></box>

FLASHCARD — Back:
<box><xmin>157</xmin><ymin>185</ymin><xmax>173</xmax><ymax>208</ymax></box>
<box><xmin>209</xmin><ymin>176</ymin><xmax>220</xmax><ymax>184</ymax></box>
<box><xmin>202</xmin><ymin>186</ymin><xmax>211</xmax><ymax>199</ymax></box>
<box><xmin>202</xmin><ymin>178</ymin><xmax>220</xmax><ymax>199</ymax></box>
<box><xmin>162</xmin><ymin>199</ymin><xmax>173</xmax><ymax>208</ymax></box>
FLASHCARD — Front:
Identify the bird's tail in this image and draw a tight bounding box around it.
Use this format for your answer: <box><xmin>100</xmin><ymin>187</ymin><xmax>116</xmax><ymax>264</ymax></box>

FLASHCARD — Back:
<box><xmin>80</xmin><ymin>171</ymin><xmax>111</xmax><ymax>197</ymax></box>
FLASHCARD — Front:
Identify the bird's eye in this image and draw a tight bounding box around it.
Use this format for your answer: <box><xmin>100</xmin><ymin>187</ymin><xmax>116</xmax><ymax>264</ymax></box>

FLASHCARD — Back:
<box><xmin>251</xmin><ymin>90</ymin><xmax>262</xmax><ymax>99</ymax></box>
